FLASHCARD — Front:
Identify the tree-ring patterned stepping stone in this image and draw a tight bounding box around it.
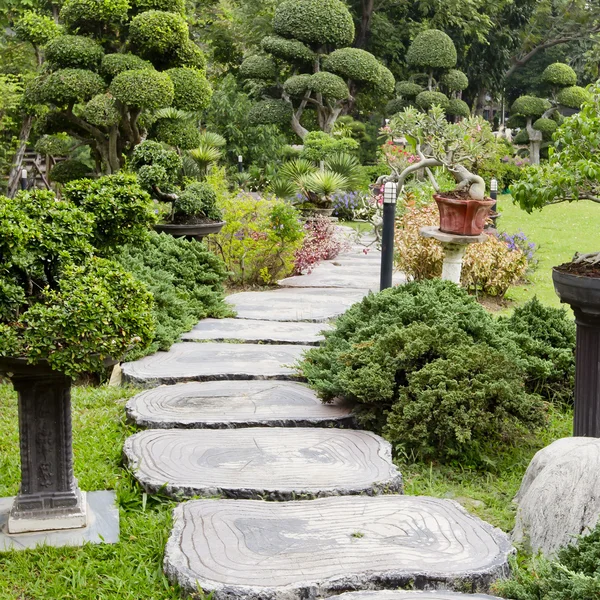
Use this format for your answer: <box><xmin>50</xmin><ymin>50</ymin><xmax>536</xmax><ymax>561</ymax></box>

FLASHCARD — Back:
<box><xmin>125</xmin><ymin>381</ymin><xmax>355</xmax><ymax>429</ymax></box>
<box><xmin>163</xmin><ymin>496</ymin><xmax>512</xmax><ymax>599</ymax></box>
<box><xmin>123</xmin><ymin>428</ymin><xmax>402</xmax><ymax>500</ymax></box>
<box><xmin>329</xmin><ymin>592</ymin><xmax>502</xmax><ymax>599</ymax></box>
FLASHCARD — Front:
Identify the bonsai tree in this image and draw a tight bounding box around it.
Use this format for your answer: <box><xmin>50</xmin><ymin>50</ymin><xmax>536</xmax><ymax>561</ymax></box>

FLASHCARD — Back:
<box><xmin>21</xmin><ymin>0</ymin><xmax>212</xmax><ymax>174</ymax></box>
<box><xmin>510</xmin><ymin>62</ymin><xmax>591</xmax><ymax>164</ymax></box>
<box><xmin>388</xmin><ymin>30</ymin><xmax>470</xmax><ymax>121</ymax></box>
<box><xmin>240</xmin><ymin>0</ymin><xmax>395</xmax><ymax>139</ymax></box>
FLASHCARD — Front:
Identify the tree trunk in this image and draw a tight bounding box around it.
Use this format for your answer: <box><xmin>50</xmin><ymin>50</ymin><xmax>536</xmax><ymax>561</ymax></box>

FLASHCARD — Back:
<box><xmin>526</xmin><ymin>117</ymin><xmax>542</xmax><ymax>165</ymax></box>
<box><xmin>356</xmin><ymin>0</ymin><xmax>375</xmax><ymax>49</ymax></box>
<box><xmin>7</xmin><ymin>115</ymin><xmax>34</xmax><ymax>198</ymax></box>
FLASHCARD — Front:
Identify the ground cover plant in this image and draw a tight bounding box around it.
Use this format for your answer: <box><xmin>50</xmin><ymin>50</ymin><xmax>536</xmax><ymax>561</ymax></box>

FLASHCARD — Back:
<box><xmin>299</xmin><ymin>279</ymin><xmax>575</xmax><ymax>465</ymax></box>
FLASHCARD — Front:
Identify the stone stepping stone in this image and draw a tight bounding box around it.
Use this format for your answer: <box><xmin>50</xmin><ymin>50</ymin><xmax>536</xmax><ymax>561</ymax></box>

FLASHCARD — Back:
<box><xmin>330</xmin><ymin>593</ymin><xmax>501</xmax><ymax>599</ymax></box>
<box><xmin>125</xmin><ymin>380</ymin><xmax>354</xmax><ymax>429</ymax></box>
<box><xmin>164</xmin><ymin>495</ymin><xmax>512</xmax><ymax>599</ymax></box>
<box><xmin>181</xmin><ymin>318</ymin><xmax>330</xmax><ymax>345</ymax></box>
<box><xmin>121</xmin><ymin>342</ymin><xmax>308</xmax><ymax>386</ymax></box>
<box><xmin>124</xmin><ymin>428</ymin><xmax>402</xmax><ymax>499</ymax></box>
<box><xmin>227</xmin><ymin>288</ymin><xmax>368</xmax><ymax>322</ymax></box>
<box><xmin>279</xmin><ymin>265</ymin><xmax>405</xmax><ymax>290</ymax></box>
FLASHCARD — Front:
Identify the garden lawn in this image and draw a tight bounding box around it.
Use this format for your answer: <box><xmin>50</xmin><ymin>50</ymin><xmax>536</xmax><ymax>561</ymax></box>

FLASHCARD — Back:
<box><xmin>498</xmin><ymin>194</ymin><xmax>600</xmax><ymax>308</ymax></box>
<box><xmin>0</xmin><ymin>380</ymin><xmax>572</xmax><ymax>598</ymax></box>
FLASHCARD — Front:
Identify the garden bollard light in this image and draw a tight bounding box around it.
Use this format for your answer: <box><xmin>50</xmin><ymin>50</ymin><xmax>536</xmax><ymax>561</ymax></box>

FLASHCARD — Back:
<box><xmin>238</xmin><ymin>155</ymin><xmax>243</xmax><ymax>173</ymax></box>
<box><xmin>20</xmin><ymin>168</ymin><xmax>28</xmax><ymax>191</ymax></box>
<box><xmin>380</xmin><ymin>181</ymin><xmax>397</xmax><ymax>291</ymax></box>
<box><xmin>490</xmin><ymin>177</ymin><xmax>499</xmax><ymax>229</ymax></box>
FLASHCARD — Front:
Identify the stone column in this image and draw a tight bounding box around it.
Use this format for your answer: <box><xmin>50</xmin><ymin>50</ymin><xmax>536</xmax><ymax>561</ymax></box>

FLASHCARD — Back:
<box><xmin>8</xmin><ymin>369</ymin><xmax>87</xmax><ymax>534</ymax></box>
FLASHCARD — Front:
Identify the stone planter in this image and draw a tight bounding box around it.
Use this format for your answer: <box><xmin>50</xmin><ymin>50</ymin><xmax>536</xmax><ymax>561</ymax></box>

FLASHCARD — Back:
<box><xmin>433</xmin><ymin>193</ymin><xmax>495</xmax><ymax>236</ymax></box>
<box><xmin>553</xmin><ymin>268</ymin><xmax>600</xmax><ymax>436</ymax></box>
<box><xmin>154</xmin><ymin>221</ymin><xmax>225</xmax><ymax>241</ymax></box>
<box><xmin>0</xmin><ymin>357</ymin><xmax>88</xmax><ymax>533</ymax></box>
<box><xmin>299</xmin><ymin>207</ymin><xmax>334</xmax><ymax>218</ymax></box>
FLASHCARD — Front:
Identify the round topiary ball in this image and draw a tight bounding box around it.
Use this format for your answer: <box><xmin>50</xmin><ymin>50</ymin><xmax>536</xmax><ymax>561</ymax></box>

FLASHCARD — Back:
<box><xmin>45</xmin><ymin>35</ymin><xmax>104</xmax><ymax>70</ymax></box>
<box><xmin>34</xmin><ymin>134</ymin><xmax>73</xmax><ymax>156</ymax></box>
<box><xmin>131</xmin><ymin>139</ymin><xmax>182</xmax><ymax>181</ymax></box>
<box><xmin>385</xmin><ymin>97</ymin><xmax>406</xmax><ymax>116</ymax></box>
<box><xmin>60</xmin><ymin>0</ymin><xmax>129</xmax><ymax>34</ymax></box>
<box><xmin>273</xmin><ymin>0</ymin><xmax>355</xmax><ymax>49</ymax></box>
<box><xmin>407</xmin><ymin>29</ymin><xmax>457</xmax><ymax>69</ymax></box>
<box><xmin>49</xmin><ymin>159</ymin><xmax>90</xmax><ymax>183</ymax></box>
<box><xmin>239</xmin><ymin>55</ymin><xmax>277</xmax><ymax>80</ymax></box>
<box><xmin>174</xmin><ymin>182</ymin><xmax>221</xmax><ymax>221</ymax></box>
<box><xmin>532</xmin><ymin>117</ymin><xmax>558</xmax><ymax>136</ymax></box>
<box><xmin>131</xmin><ymin>0</ymin><xmax>185</xmax><ymax>15</ymax></box>
<box><xmin>541</xmin><ymin>62</ymin><xmax>577</xmax><ymax>87</ymax></box>
<box><xmin>110</xmin><ymin>69</ymin><xmax>174</xmax><ymax>109</ymax></box>
<box><xmin>309</xmin><ymin>72</ymin><xmax>348</xmax><ymax>100</ymax></box>
<box><xmin>511</xmin><ymin>95</ymin><xmax>551</xmax><ymax>117</ymax></box>
<box><xmin>166</xmin><ymin>67</ymin><xmax>212</xmax><ymax>111</ymax></box>
<box><xmin>83</xmin><ymin>93</ymin><xmax>120</xmax><ymax>127</ymax></box>
<box><xmin>557</xmin><ymin>85</ymin><xmax>591</xmax><ymax>109</ymax></box>
<box><xmin>505</xmin><ymin>114</ymin><xmax>526</xmax><ymax>128</ymax></box>
<box><xmin>375</xmin><ymin>64</ymin><xmax>396</xmax><ymax>97</ymax></box>
<box><xmin>395</xmin><ymin>81</ymin><xmax>424</xmax><ymax>98</ymax></box>
<box><xmin>513</xmin><ymin>129</ymin><xmax>530</xmax><ymax>144</ymax></box>
<box><xmin>415</xmin><ymin>90</ymin><xmax>450</xmax><ymax>111</ymax></box>
<box><xmin>323</xmin><ymin>48</ymin><xmax>380</xmax><ymax>85</ymax></box>
<box><xmin>446</xmin><ymin>97</ymin><xmax>470</xmax><ymax>118</ymax></box>
<box><xmin>128</xmin><ymin>10</ymin><xmax>188</xmax><ymax>59</ymax></box>
<box><xmin>173</xmin><ymin>40</ymin><xmax>207</xmax><ymax>70</ymax></box>
<box><xmin>441</xmin><ymin>69</ymin><xmax>469</xmax><ymax>92</ymax></box>
<box><xmin>153</xmin><ymin>118</ymin><xmax>202</xmax><ymax>149</ymax></box>
<box><xmin>15</xmin><ymin>11</ymin><xmax>61</xmax><ymax>47</ymax></box>
<box><xmin>283</xmin><ymin>74</ymin><xmax>312</xmax><ymax>97</ymax></box>
<box><xmin>35</xmin><ymin>68</ymin><xmax>105</xmax><ymax>105</ymax></box>
<box><xmin>261</xmin><ymin>35</ymin><xmax>314</xmax><ymax>64</ymax></box>
<box><xmin>247</xmin><ymin>99</ymin><xmax>293</xmax><ymax>126</ymax></box>
<box><xmin>101</xmin><ymin>53</ymin><xmax>153</xmax><ymax>80</ymax></box>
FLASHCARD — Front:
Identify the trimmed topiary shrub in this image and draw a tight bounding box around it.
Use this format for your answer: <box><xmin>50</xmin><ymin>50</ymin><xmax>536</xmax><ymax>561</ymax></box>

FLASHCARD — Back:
<box><xmin>446</xmin><ymin>97</ymin><xmax>470</xmax><ymax>117</ymax></box>
<box><xmin>131</xmin><ymin>0</ymin><xmax>185</xmax><ymax>15</ymax></box>
<box><xmin>83</xmin><ymin>93</ymin><xmax>120</xmax><ymax>126</ymax></box>
<box><xmin>415</xmin><ymin>90</ymin><xmax>450</xmax><ymax>111</ymax></box>
<box><xmin>284</xmin><ymin>74</ymin><xmax>312</xmax><ymax>97</ymax></box>
<box><xmin>153</xmin><ymin>118</ymin><xmax>202</xmax><ymax>149</ymax></box>
<box><xmin>273</xmin><ymin>0</ymin><xmax>355</xmax><ymax>49</ymax></box>
<box><xmin>34</xmin><ymin>134</ymin><xmax>73</xmax><ymax>156</ymax></box>
<box><xmin>34</xmin><ymin>68</ymin><xmax>105</xmax><ymax>105</ymax></box>
<box><xmin>174</xmin><ymin>39</ymin><xmax>207</xmax><ymax>70</ymax></box>
<box><xmin>309</xmin><ymin>72</ymin><xmax>348</xmax><ymax>100</ymax></box>
<box><xmin>406</xmin><ymin>29</ymin><xmax>457</xmax><ymax>68</ymax></box>
<box><xmin>298</xmin><ymin>279</ymin><xmax>549</xmax><ymax>464</ymax></box>
<box><xmin>110</xmin><ymin>68</ymin><xmax>174</xmax><ymax>109</ymax></box>
<box><xmin>48</xmin><ymin>159</ymin><xmax>90</xmax><ymax>183</ymax></box>
<box><xmin>15</xmin><ymin>10</ymin><xmax>61</xmax><ymax>47</ymax></box>
<box><xmin>533</xmin><ymin>117</ymin><xmax>558</xmax><ymax>138</ymax></box>
<box><xmin>385</xmin><ymin>97</ymin><xmax>406</xmax><ymax>115</ymax></box>
<box><xmin>167</xmin><ymin>67</ymin><xmax>212</xmax><ymax>111</ymax></box>
<box><xmin>128</xmin><ymin>10</ymin><xmax>188</xmax><ymax>59</ymax></box>
<box><xmin>248</xmin><ymin>99</ymin><xmax>293</xmax><ymax>126</ymax></box>
<box><xmin>506</xmin><ymin>114</ymin><xmax>526</xmax><ymax>128</ymax></box>
<box><xmin>239</xmin><ymin>55</ymin><xmax>277</xmax><ymax>80</ymax></box>
<box><xmin>323</xmin><ymin>47</ymin><xmax>380</xmax><ymax>85</ymax></box>
<box><xmin>100</xmin><ymin>53</ymin><xmax>153</xmax><ymax>79</ymax></box>
<box><xmin>173</xmin><ymin>182</ymin><xmax>222</xmax><ymax>222</ymax></box>
<box><xmin>441</xmin><ymin>68</ymin><xmax>469</xmax><ymax>92</ymax></box>
<box><xmin>395</xmin><ymin>81</ymin><xmax>424</xmax><ymax>98</ymax></box>
<box><xmin>513</xmin><ymin>128</ymin><xmax>530</xmax><ymax>144</ymax></box>
<box><xmin>300</xmin><ymin>131</ymin><xmax>359</xmax><ymax>162</ymax></box>
<box><xmin>45</xmin><ymin>35</ymin><xmax>104</xmax><ymax>70</ymax></box>
<box><xmin>542</xmin><ymin>62</ymin><xmax>577</xmax><ymax>87</ymax></box>
<box><xmin>131</xmin><ymin>140</ymin><xmax>182</xmax><ymax>189</ymax></box>
<box><xmin>511</xmin><ymin>95</ymin><xmax>551</xmax><ymax>117</ymax></box>
<box><xmin>261</xmin><ymin>35</ymin><xmax>314</xmax><ymax>64</ymax></box>
<box><xmin>60</xmin><ymin>0</ymin><xmax>129</xmax><ymax>34</ymax></box>
<box><xmin>557</xmin><ymin>85</ymin><xmax>592</xmax><ymax>109</ymax></box>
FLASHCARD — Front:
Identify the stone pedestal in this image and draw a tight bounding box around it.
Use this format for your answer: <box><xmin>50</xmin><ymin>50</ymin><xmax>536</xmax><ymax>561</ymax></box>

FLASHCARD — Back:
<box><xmin>420</xmin><ymin>226</ymin><xmax>488</xmax><ymax>284</ymax></box>
<box><xmin>0</xmin><ymin>359</ymin><xmax>87</xmax><ymax>534</ymax></box>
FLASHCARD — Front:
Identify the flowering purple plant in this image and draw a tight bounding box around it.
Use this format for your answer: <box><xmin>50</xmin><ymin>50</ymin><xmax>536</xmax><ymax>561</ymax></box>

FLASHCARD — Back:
<box><xmin>497</xmin><ymin>230</ymin><xmax>538</xmax><ymax>265</ymax></box>
<box><xmin>332</xmin><ymin>191</ymin><xmax>363</xmax><ymax>220</ymax></box>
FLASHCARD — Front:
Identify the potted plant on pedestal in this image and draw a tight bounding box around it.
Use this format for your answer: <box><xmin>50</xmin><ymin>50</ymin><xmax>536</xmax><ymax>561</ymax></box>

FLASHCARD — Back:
<box><xmin>131</xmin><ymin>140</ymin><xmax>226</xmax><ymax>240</ymax></box>
<box><xmin>380</xmin><ymin>105</ymin><xmax>496</xmax><ymax>235</ymax></box>
<box><xmin>0</xmin><ymin>188</ymin><xmax>154</xmax><ymax>534</ymax></box>
<box><xmin>512</xmin><ymin>83</ymin><xmax>600</xmax><ymax>436</ymax></box>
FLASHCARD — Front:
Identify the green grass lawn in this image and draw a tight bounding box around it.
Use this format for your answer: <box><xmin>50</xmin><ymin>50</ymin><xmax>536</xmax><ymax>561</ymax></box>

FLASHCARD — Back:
<box><xmin>498</xmin><ymin>195</ymin><xmax>600</xmax><ymax>308</ymax></box>
<box><xmin>0</xmin><ymin>380</ymin><xmax>573</xmax><ymax>598</ymax></box>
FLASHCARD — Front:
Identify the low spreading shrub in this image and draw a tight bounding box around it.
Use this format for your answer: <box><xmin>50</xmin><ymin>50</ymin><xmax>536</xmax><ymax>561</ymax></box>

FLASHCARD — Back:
<box><xmin>113</xmin><ymin>232</ymin><xmax>231</xmax><ymax>358</ymax></box>
<box><xmin>293</xmin><ymin>216</ymin><xmax>350</xmax><ymax>274</ymax></box>
<box><xmin>209</xmin><ymin>193</ymin><xmax>304</xmax><ymax>285</ymax></box>
<box><xmin>298</xmin><ymin>279</ymin><xmax>575</xmax><ymax>465</ymax></box>
<box><xmin>395</xmin><ymin>202</ymin><xmax>529</xmax><ymax>297</ymax></box>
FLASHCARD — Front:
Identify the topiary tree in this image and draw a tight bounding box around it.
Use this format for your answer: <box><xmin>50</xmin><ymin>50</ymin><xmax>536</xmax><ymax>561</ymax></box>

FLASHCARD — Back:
<box><xmin>21</xmin><ymin>1</ymin><xmax>212</xmax><ymax>175</ymax></box>
<box><xmin>406</xmin><ymin>29</ymin><xmax>457</xmax><ymax>91</ymax></box>
<box><xmin>239</xmin><ymin>0</ymin><xmax>394</xmax><ymax>139</ymax></box>
<box><xmin>510</xmin><ymin>63</ymin><xmax>590</xmax><ymax>164</ymax></box>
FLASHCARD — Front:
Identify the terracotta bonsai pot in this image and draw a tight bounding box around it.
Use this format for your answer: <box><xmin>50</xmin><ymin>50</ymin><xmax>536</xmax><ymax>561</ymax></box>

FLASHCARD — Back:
<box><xmin>154</xmin><ymin>221</ymin><xmax>225</xmax><ymax>241</ymax></box>
<box><xmin>433</xmin><ymin>193</ymin><xmax>495</xmax><ymax>236</ymax></box>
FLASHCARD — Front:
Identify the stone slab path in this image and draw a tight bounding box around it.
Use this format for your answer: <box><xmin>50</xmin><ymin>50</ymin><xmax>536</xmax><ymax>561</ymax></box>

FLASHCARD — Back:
<box><xmin>126</xmin><ymin>380</ymin><xmax>354</xmax><ymax>429</ymax></box>
<box><xmin>181</xmin><ymin>318</ymin><xmax>330</xmax><ymax>345</ymax></box>
<box><xmin>330</xmin><ymin>593</ymin><xmax>501</xmax><ymax>599</ymax></box>
<box><xmin>164</xmin><ymin>496</ymin><xmax>512</xmax><ymax>599</ymax></box>
<box><xmin>279</xmin><ymin>264</ymin><xmax>405</xmax><ymax>290</ymax></box>
<box><xmin>121</xmin><ymin>342</ymin><xmax>308</xmax><ymax>386</ymax></box>
<box><xmin>226</xmin><ymin>287</ymin><xmax>369</xmax><ymax>322</ymax></box>
<box><xmin>124</xmin><ymin>428</ymin><xmax>402</xmax><ymax>500</ymax></box>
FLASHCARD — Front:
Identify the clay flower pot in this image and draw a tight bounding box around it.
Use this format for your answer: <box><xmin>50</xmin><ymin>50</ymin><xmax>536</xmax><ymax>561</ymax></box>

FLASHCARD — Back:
<box><xmin>154</xmin><ymin>221</ymin><xmax>226</xmax><ymax>241</ymax></box>
<box><xmin>433</xmin><ymin>193</ymin><xmax>495</xmax><ymax>236</ymax></box>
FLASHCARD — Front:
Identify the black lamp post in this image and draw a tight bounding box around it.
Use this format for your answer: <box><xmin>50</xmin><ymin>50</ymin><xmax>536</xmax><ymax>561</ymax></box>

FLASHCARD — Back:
<box><xmin>380</xmin><ymin>181</ymin><xmax>397</xmax><ymax>291</ymax></box>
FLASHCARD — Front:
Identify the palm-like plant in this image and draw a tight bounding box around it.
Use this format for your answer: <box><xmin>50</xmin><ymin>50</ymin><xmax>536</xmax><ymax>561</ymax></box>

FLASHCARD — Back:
<box><xmin>298</xmin><ymin>170</ymin><xmax>349</xmax><ymax>207</ymax></box>
<box><xmin>187</xmin><ymin>143</ymin><xmax>223</xmax><ymax>177</ymax></box>
<box><xmin>278</xmin><ymin>159</ymin><xmax>318</xmax><ymax>182</ymax></box>
<box><xmin>199</xmin><ymin>131</ymin><xmax>226</xmax><ymax>148</ymax></box>
<box><xmin>267</xmin><ymin>176</ymin><xmax>299</xmax><ymax>199</ymax></box>
<box><xmin>325</xmin><ymin>152</ymin><xmax>363</xmax><ymax>191</ymax></box>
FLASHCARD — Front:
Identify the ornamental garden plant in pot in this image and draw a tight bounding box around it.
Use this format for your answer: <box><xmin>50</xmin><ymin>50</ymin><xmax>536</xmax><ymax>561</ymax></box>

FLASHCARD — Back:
<box><xmin>381</xmin><ymin>105</ymin><xmax>496</xmax><ymax>235</ymax></box>
<box><xmin>0</xmin><ymin>188</ymin><xmax>154</xmax><ymax>534</ymax></box>
<box><xmin>131</xmin><ymin>140</ymin><xmax>225</xmax><ymax>240</ymax></box>
<box><xmin>512</xmin><ymin>83</ymin><xmax>600</xmax><ymax>436</ymax></box>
